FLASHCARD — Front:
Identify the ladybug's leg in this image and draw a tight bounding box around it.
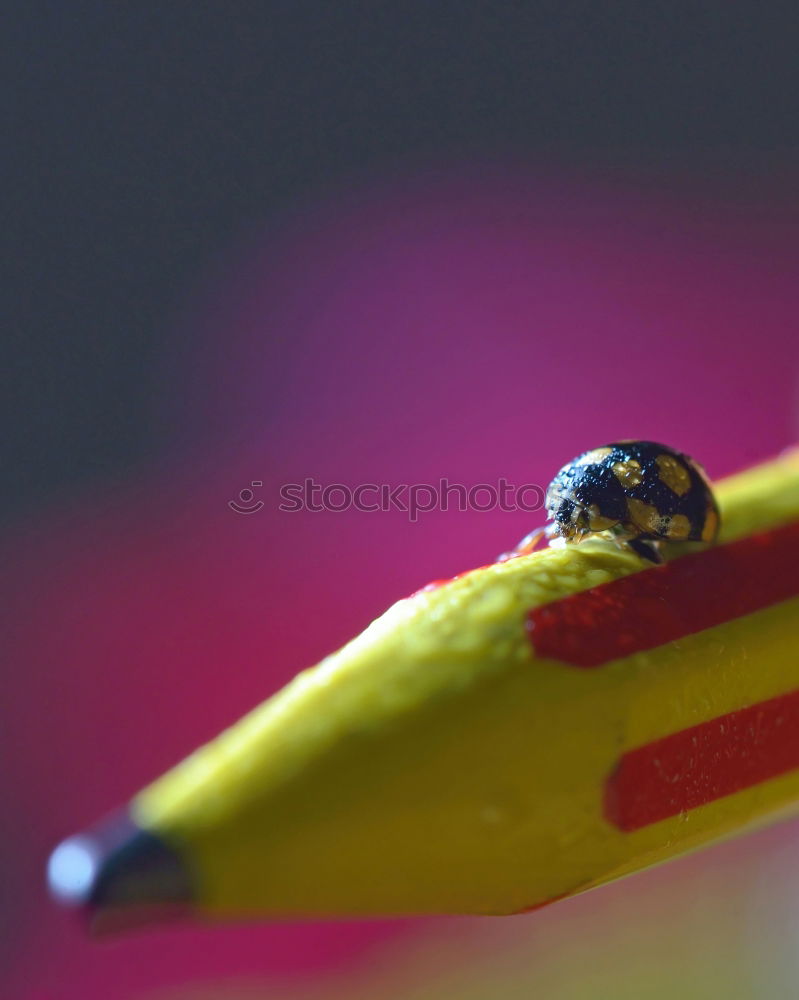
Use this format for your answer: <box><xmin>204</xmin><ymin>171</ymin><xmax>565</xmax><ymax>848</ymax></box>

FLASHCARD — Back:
<box><xmin>626</xmin><ymin>537</ymin><xmax>663</xmax><ymax>564</ymax></box>
<box><xmin>607</xmin><ymin>523</ymin><xmax>661</xmax><ymax>564</ymax></box>
<box><xmin>497</xmin><ymin>524</ymin><xmax>552</xmax><ymax>562</ymax></box>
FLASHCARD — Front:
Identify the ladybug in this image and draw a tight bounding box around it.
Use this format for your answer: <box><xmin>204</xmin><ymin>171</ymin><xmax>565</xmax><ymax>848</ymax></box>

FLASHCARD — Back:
<box><xmin>512</xmin><ymin>441</ymin><xmax>719</xmax><ymax>564</ymax></box>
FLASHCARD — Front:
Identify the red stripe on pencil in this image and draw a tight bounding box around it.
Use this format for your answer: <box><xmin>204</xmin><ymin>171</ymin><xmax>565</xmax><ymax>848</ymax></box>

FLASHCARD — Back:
<box><xmin>528</xmin><ymin>520</ymin><xmax>799</xmax><ymax>668</ymax></box>
<box><xmin>604</xmin><ymin>688</ymin><xmax>799</xmax><ymax>831</ymax></box>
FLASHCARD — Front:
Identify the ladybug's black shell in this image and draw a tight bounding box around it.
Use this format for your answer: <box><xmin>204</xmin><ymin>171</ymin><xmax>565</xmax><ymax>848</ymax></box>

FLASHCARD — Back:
<box><xmin>546</xmin><ymin>441</ymin><xmax>719</xmax><ymax>545</ymax></box>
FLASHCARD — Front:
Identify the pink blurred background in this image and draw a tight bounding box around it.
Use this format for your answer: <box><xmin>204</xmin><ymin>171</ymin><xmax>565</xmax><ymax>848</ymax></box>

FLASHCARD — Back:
<box><xmin>4</xmin><ymin>164</ymin><xmax>799</xmax><ymax>998</ymax></box>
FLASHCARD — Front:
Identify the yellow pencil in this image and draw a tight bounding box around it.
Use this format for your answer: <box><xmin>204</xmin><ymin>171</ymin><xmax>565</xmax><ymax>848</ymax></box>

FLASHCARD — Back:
<box><xmin>48</xmin><ymin>449</ymin><xmax>799</xmax><ymax>929</ymax></box>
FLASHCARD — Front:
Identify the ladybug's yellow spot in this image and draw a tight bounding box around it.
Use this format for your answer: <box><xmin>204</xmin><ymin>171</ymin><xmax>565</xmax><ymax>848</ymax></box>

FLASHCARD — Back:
<box><xmin>587</xmin><ymin>504</ymin><xmax>617</xmax><ymax>532</ymax></box>
<box><xmin>702</xmin><ymin>506</ymin><xmax>719</xmax><ymax>543</ymax></box>
<box><xmin>664</xmin><ymin>513</ymin><xmax>692</xmax><ymax>540</ymax></box>
<box><xmin>575</xmin><ymin>447</ymin><xmax>613</xmax><ymax>466</ymax></box>
<box><xmin>655</xmin><ymin>454</ymin><xmax>692</xmax><ymax>496</ymax></box>
<box><xmin>626</xmin><ymin>497</ymin><xmax>662</xmax><ymax>534</ymax></box>
<box><xmin>612</xmin><ymin>460</ymin><xmax>643</xmax><ymax>489</ymax></box>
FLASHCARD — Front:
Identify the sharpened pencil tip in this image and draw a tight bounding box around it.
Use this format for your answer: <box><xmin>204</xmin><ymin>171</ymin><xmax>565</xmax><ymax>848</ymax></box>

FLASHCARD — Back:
<box><xmin>48</xmin><ymin>812</ymin><xmax>194</xmax><ymax>931</ymax></box>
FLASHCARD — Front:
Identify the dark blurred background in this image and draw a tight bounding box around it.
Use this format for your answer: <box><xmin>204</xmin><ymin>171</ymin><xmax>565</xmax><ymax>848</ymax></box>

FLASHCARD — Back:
<box><xmin>5</xmin><ymin>3</ymin><xmax>799</xmax><ymax>519</ymax></box>
<box><xmin>5</xmin><ymin>5</ymin><xmax>799</xmax><ymax>999</ymax></box>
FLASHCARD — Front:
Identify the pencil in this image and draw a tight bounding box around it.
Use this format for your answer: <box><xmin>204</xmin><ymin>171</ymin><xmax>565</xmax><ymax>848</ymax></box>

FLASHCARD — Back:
<box><xmin>48</xmin><ymin>449</ymin><xmax>799</xmax><ymax>929</ymax></box>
